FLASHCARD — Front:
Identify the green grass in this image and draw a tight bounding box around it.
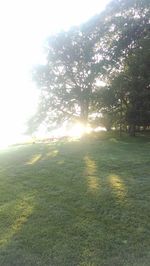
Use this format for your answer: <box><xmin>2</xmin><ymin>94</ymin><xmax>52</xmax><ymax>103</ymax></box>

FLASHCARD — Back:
<box><xmin>0</xmin><ymin>135</ymin><xmax>150</xmax><ymax>265</ymax></box>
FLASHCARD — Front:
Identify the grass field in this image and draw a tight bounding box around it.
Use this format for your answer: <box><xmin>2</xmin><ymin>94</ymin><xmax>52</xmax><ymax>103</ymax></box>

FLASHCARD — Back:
<box><xmin>0</xmin><ymin>134</ymin><xmax>150</xmax><ymax>266</ymax></box>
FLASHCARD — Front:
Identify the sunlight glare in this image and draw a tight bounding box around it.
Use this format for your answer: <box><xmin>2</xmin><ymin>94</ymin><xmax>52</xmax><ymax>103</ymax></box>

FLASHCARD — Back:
<box><xmin>68</xmin><ymin>123</ymin><xmax>92</xmax><ymax>138</ymax></box>
<box><xmin>0</xmin><ymin>0</ymin><xmax>110</xmax><ymax>146</ymax></box>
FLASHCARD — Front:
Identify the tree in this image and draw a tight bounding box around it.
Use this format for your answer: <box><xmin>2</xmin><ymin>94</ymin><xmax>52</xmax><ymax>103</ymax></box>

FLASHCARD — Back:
<box><xmin>31</xmin><ymin>27</ymin><xmax>100</xmax><ymax>132</ymax></box>
<box><xmin>97</xmin><ymin>34</ymin><xmax>150</xmax><ymax>136</ymax></box>
<box><xmin>29</xmin><ymin>0</ymin><xmax>150</xmax><ymax>135</ymax></box>
<box><xmin>90</xmin><ymin>0</ymin><xmax>150</xmax><ymax>135</ymax></box>
<box><xmin>125</xmin><ymin>35</ymin><xmax>150</xmax><ymax>135</ymax></box>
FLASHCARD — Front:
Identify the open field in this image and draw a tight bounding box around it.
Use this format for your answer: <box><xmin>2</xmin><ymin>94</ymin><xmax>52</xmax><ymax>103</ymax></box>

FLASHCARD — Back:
<box><xmin>0</xmin><ymin>135</ymin><xmax>150</xmax><ymax>265</ymax></box>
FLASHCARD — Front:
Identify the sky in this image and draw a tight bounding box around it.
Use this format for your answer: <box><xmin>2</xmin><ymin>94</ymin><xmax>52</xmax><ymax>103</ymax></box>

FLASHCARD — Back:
<box><xmin>0</xmin><ymin>0</ymin><xmax>111</xmax><ymax>145</ymax></box>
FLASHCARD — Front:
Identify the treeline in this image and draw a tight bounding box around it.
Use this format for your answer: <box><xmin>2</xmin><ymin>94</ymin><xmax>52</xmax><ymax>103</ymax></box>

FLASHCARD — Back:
<box><xmin>30</xmin><ymin>0</ymin><xmax>150</xmax><ymax>136</ymax></box>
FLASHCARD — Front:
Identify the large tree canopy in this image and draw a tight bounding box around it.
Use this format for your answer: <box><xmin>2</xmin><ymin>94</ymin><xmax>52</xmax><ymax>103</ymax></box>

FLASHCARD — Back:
<box><xmin>31</xmin><ymin>28</ymin><xmax>99</xmax><ymax>131</ymax></box>
<box><xmin>29</xmin><ymin>0</ymin><xmax>150</xmax><ymax>135</ymax></box>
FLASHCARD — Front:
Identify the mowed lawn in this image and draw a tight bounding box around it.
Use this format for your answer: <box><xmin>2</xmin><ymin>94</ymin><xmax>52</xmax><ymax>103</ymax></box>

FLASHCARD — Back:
<box><xmin>0</xmin><ymin>135</ymin><xmax>150</xmax><ymax>266</ymax></box>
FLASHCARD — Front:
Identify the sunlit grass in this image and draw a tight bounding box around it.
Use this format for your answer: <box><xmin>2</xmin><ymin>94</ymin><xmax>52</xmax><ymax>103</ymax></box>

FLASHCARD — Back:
<box><xmin>84</xmin><ymin>155</ymin><xmax>99</xmax><ymax>191</ymax></box>
<box><xmin>0</xmin><ymin>134</ymin><xmax>149</xmax><ymax>265</ymax></box>
<box><xmin>46</xmin><ymin>149</ymin><xmax>59</xmax><ymax>158</ymax></box>
<box><xmin>26</xmin><ymin>154</ymin><xmax>42</xmax><ymax>165</ymax></box>
<box><xmin>108</xmin><ymin>174</ymin><xmax>127</xmax><ymax>200</ymax></box>
<box><xmin>0</xmin><ymin>194</ymin><xmax>34</xmax><ymax>247</ymax></box>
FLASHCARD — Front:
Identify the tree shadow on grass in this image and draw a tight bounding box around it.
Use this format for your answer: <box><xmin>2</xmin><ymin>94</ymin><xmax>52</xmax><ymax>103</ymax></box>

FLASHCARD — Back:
<box><xmin>0</xmin><ymin>139</ymin><xmax>149</xmax><ymax>265</ymax></box>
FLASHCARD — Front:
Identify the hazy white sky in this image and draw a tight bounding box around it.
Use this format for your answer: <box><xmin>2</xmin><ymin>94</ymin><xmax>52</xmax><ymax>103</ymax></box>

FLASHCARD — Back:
<box><xmin>0</xmin><ymin>0</ymin><xmax>110</xmax><ymax>145</ymax></box>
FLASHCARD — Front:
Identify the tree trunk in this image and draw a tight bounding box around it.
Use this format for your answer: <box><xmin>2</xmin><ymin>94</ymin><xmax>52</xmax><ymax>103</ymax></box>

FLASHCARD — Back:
<box><xmin>119</xmin><ymin>99</ymin><xmax>123</xmax><ymax>137</ymax></box>
<box><xmin>129</xmin><ymin>124</ymin><xmax>136</xmax><ymax>136</ymax></box>
<box><xmin>80</xmin><ymin>99</ymin><xmax>89</xmax><ymax>125</ymax></box>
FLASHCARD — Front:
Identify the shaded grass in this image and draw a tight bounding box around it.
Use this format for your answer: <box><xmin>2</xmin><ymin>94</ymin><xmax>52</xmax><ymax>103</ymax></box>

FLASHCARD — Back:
<box><xmin>0</xmin><ymin>136</ymin><xmax>150</xmax><ymax>265</ymax></box>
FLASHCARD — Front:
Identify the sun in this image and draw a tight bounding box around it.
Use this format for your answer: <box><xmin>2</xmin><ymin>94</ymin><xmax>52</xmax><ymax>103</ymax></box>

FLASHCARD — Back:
<box><xmin>68</xmin><ymin>123</ymin><xmax>92</xmax><ymax>138</ymax></box>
